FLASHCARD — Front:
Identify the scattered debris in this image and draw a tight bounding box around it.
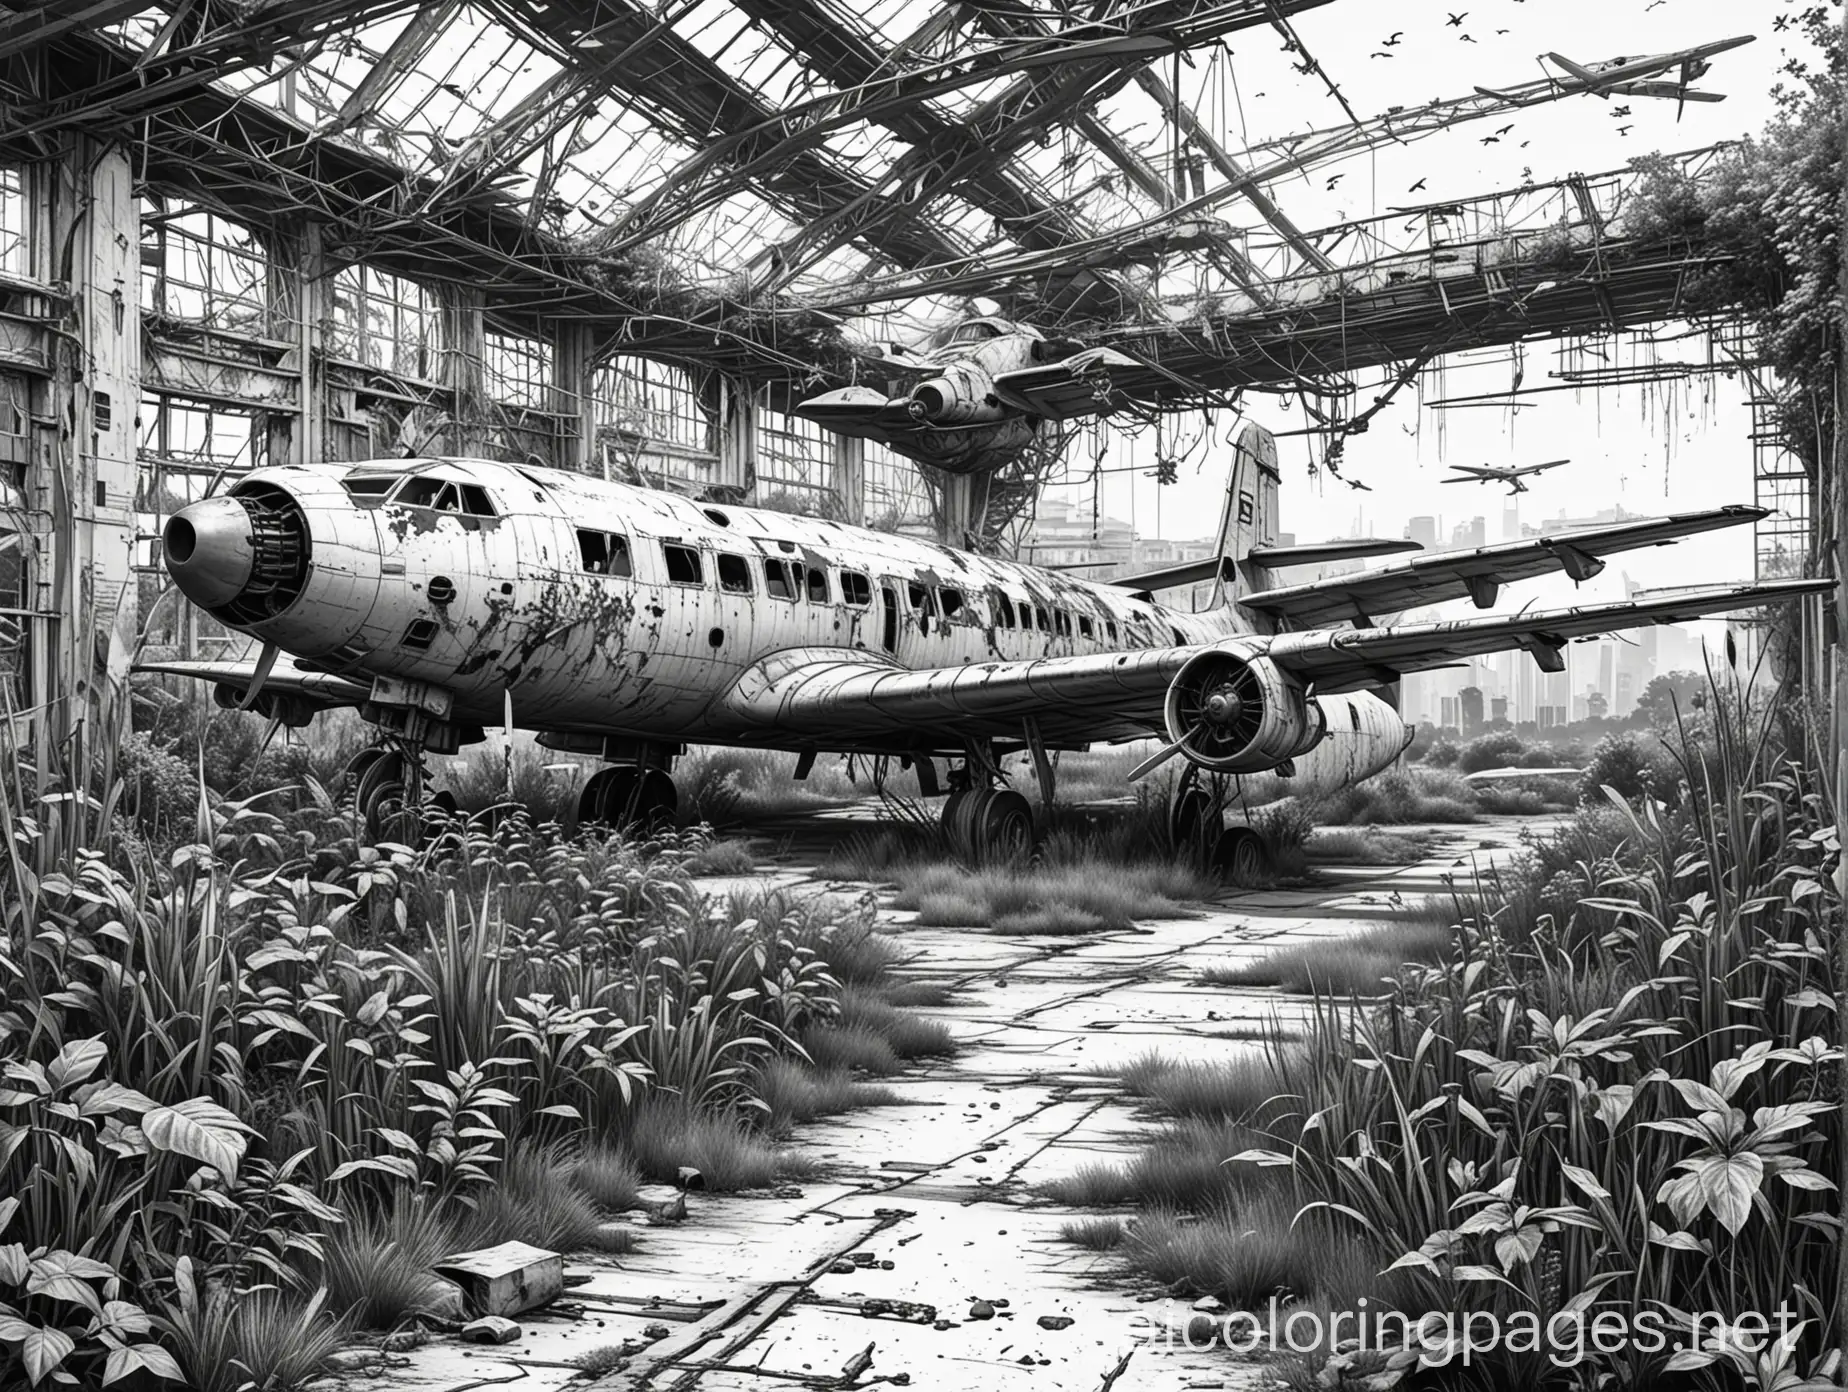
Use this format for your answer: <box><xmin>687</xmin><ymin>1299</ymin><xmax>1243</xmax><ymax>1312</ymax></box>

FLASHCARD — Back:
<box><xmin>461</xmin><ymin>1316</ymin><xmax>523</xmax><ymax>1345</ymax></box>
<box><xmin>633</xmin><ymin>1184</ymin><xmax>689</xmax><ymax>1222</ymax></box>
<box><xmin>434</xmin><ymin>1241</ymin><xmax>564</xmax><ymax>1318</ymax></box>
<box><xmin>379</xmin><ymin>1329</ymin><xmax>427</xmax><ymax>1354</ymax></box>
<box><xmin>968</xmin><ymin>1299</ymin><xmax>996</xmax><ymax>1320</ymax></box>
<box><xmin>676</xmin><ymin>1165</ymin><xmax>706</xmax><ymax>1191</ymax></box>
<box><xmin>1036</xmin><ymin>1315</ymin><xmax>1074</xmax><ymax>1330</ymax></box>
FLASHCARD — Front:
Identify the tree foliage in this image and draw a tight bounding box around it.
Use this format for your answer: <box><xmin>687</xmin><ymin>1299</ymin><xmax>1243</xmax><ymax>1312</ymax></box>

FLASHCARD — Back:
<box><xmin>1632</xmin><ymin>7</ymin><xmax>1843</xmax><ymax>483</ymax></box>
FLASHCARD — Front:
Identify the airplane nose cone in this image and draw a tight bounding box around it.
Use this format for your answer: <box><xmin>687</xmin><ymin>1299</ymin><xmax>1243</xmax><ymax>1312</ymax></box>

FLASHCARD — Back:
<box><xmin>164</xmin><ymin>496</ymin><xmax>255</xmax><ymax>609</ymax></box>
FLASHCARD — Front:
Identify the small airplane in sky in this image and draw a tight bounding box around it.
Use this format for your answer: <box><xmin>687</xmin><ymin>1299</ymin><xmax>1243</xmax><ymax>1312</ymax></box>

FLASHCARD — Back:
<box><xmin>1442</xmin><ymin>459</ymin><xmax>1570</xmax><ymax>494</ymax></box>
<box><xmin>136</xmin><ymin>424</ymin><xmax>1821</xmax><ymax>871</ymax></box>
<box><xmin>1476</xmin><ymin>36</ymin><xmax>1754</xmax><ymax>120</ymax></box>
<box><xmin>794</xmin><ymin>316</ymin><xmax>1165</xmax><ymax>474</ymax></box>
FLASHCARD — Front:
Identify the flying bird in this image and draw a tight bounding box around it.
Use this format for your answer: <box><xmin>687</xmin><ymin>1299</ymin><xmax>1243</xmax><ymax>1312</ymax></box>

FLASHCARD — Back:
<box><xmin>1326</xmin><ymin>173</ymin><xmax>1345</xmax><ymax>189</ymax></box>
<box><xmin>1346</xmin><ymin>478</ymin><xmax>1373</xmax><ymax>491</ymax></box>
<box><xmin>1459</xmin><ymin>33</ymin><xmax>1476</xmax><ymax>42</ymax></box>
<box><xmin>1495</xmin><ymin>124</ymin><xmax>1514</xmax><ymax>134</ymax></box>
<box><xmin>1409</xmin><ymin>177</ymin><xmax>1428</xmax><ymax>191</ymax></box>
<box><xmin>1447</xmin><ymin>11</ymin><xmax>1467</xmax><ymax>24</ymax></box>
<box><xmin>1480</xmin><ymin>135</ymin><xmax>1500</xmax><ymax>144</ymax></box>
<box><xmin>1618</xmin><ymin>125</ymin><xmax>1633</xmax><ymax>136</ymax></box>
<box><xmin>1371</xmin><ymin>50</ymin><xmax>1394</xmax><ymax>58</ymax></box>
<box><xmin>1383</xmin><ymin>31</ymin><xmax>1404</xmax><ymax>44</ymax></box>
<box><xmin>1611</xmin><ymin>104</ymin><xmax>1632</xmax><ymax>116</ymax></box>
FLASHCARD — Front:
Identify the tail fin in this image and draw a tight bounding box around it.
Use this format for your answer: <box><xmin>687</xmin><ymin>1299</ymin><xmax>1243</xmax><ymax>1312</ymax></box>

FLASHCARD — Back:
<box><xmin>1208</xmin><ymin>422</ymin><xmax>1281</xmax><ymax>609</ymax></box>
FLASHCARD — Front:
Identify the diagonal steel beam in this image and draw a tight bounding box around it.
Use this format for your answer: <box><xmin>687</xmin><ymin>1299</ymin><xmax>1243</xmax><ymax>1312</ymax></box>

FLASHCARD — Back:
<box><xmin>0</xmin><ymin>0</ymin><xmax>148</xmax><ymax>64</ymax></box>
<box><xmin>326</xmin><ymin>0</ymin><xmax>458</xmax><ymax>136</ymax></box>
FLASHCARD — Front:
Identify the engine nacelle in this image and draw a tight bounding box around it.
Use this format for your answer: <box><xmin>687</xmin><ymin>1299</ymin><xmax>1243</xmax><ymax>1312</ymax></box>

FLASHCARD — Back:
<box><xmin>1162</xmin><ymin>648</ymin><xmax>1326</xmax><ymax>774</ymax></box>
<box><xmin>908</xmin><ymin>363</ymin><xmax>1007</xmax><ymax>426</ymax></box>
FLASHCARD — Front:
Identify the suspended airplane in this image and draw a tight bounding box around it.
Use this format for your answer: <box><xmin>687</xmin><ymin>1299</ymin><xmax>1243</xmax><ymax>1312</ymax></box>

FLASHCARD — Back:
<box><xmin>1442</xmin><ymin>459</ymin><xmax>1570</xmax><ymax>494</ymax></box>
<box><xmin>136</xmin><ymin>424</ymin><xmax>1822</xmax><ymax>874</ymax></box>
<box><xmin>1476</xmin><ymin>36</ymin><xmax>1753</xmax><ymax>119</ymax></box>
<box><xmin>793</xmin><ymin>316</ymin><xmax>1168</xmax><ymax>474</ymax></box>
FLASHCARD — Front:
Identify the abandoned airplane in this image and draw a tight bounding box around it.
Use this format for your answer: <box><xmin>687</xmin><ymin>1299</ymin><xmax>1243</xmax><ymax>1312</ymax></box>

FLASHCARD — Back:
<box><xmin>140</xmin><ymin>423</ymin><xmax>1826</xmax><ymax>869</ymax></box>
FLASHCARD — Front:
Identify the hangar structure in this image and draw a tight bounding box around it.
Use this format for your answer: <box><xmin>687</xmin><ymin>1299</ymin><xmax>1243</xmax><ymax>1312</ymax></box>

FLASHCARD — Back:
<box><xmin>0</xmin><ymin>0</ymin><xmax>1797</xmax><ymax>720</ymax></box>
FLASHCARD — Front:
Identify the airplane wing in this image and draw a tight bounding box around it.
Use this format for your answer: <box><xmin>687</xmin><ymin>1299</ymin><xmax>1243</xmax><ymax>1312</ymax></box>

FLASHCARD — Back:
<box><xmin>133</xmin><ymin>656</ymin><xmax>371</xmax><ymax>708</ymax></box>
<box><xmin>793</xmin><ymin>386</ymin><xmax>920</xmax><ymax>444</ymax></box>
<box><xmin>991</xmin><ymin>347</ymin><xmax>1165</xmax><ymax>420</ymax></box>
<box><xmin>1512</xmin><ymin>459</ymin><xmax>1570</xmax><ymax>476</ymax></box>
<box><xmin>1238</xmin><ymin>505</ymin><xmax>1765</xmax><ymax>628</ymax></box>
<box><xmin>710</xmin><ymin>579</ymin><xmax>1826</xmax><ymax>748</ymax></box>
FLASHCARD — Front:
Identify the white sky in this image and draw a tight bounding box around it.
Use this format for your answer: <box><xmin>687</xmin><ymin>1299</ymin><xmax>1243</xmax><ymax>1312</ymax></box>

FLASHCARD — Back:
<box><xmin>1037</xmin><ymin>0</ymin><xmax>1797</xmax><ymax>612</ymax></box>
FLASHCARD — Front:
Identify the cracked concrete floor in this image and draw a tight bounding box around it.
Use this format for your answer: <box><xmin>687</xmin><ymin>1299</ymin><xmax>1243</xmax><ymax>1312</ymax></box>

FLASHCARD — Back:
<box><xmin>338</xmin><ymin>816</ymin><xmax>1547</xmax><ymax>1392</ymax></box>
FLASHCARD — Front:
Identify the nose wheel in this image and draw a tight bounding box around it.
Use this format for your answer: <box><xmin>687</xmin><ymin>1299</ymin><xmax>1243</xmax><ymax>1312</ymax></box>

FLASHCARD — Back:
<box><xmin>343</xmin><ymin>744</ymin><xmax>449</xmax><ymax>845</ymax></box>
<box><xmin>1168</xmin><ymin>768</ymin><xmax>1274</xmax><ymax>886</ymax></box>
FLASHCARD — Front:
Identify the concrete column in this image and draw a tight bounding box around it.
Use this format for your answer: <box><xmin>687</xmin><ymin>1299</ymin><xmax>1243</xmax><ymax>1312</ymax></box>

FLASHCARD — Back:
<box><xmin>266</xmin><ymin>223</ymin><xmax>324</xmax><ymax>467</ymax></box>
<box><xmin>437</xmin><ymin>285</ymin><xmax>485</xmax><ymax>455</ymax></box>
<box><xmin>553</xmin><ymin>321</ymin><xmax>595</xmax><ymax>474</ymax></box>
<box><xmin>41</xmin><ymin>139</ymin><xmax>140</xmax><ymax>699</ymax></box>
<box><xmin>715</xmin><ymin>375</ymin><xmax>756</xmax><ymax>497</ymax></box>
<box><xmin>938</xmin><ymin>472</ymin><xmax>974</xmax><ymax>548</ymax></box>
<box><xmin>831</xmin><ymin>433</ymin><xmax>864</xmax><ymax>525</ymax></box>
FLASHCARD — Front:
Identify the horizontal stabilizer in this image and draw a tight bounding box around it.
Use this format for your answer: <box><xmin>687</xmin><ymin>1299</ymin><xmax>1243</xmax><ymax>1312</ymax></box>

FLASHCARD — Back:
<box><xmin>1239</xmin><ymin>505</ymin><xmax>1767</xmax><ymax>628</ymax></box>
<box><xmin>992</xmin><ymin>347</ymin><xmax>1165</xmax><ymax>420</ymax></box>
<box><xmin>1247</xmin><ymin>539</ymin><xmax>1422</xmax><ymax>569</ymax></box>
<box><xmin>1106</xmin><ymin>555</ymin><xmax>1234</xmax><ymax>594</ymax></box>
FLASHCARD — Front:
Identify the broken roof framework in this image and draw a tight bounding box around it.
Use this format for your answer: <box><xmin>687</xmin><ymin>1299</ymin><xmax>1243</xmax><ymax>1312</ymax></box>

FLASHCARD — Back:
<box><xmin>0</xmin><ymin>0</ymin><xmax>1755</xmax><ymax>406</ymax></box>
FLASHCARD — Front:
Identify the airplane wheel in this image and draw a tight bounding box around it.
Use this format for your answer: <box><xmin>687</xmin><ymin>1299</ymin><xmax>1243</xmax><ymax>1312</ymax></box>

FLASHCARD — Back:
<box><xmin>578</xmin><ymin>768</ymin><xmax>617</xmax><ymax>828</ymax></box>
<box><xmin>354</xmin><ymin>751</ymin><xmax>404</xmax><ymax>824</ymax></box>
<box><xmin>941</xmin><ymin>787</ymin><xmax>976</xmax><ymax>853</ymax></box>
<box><xmin>1170</xmin><ymin>787</ymin><xmax>1215</xmax><ymax>860</ymax></box>
<box><xmin>362</xmin><ymin>776</ymin><xmax>414</xmax><ymax>845</ymax></box>
<box><xmin>596</xmin><ymin>768</ymin><xmax>678</xmax><ymax>832</ymax></box>
<box><xmin>1214</xmin><ymin>826</ymin><xmax>1271</xmax><ymax>886</ymax></box>
<box><xmin>342</xmin><ymin>747</ymin><xmax>388</xmax><ymax>802</ymax></box>
<box><xmin>975</xmin><ymin>789</ymin><xmax>1035</xmax><ymax>866</ymax></box>
<box><xmin>636</xmin><ymin>768</ymin><xmax>679</xmax><ymax>830</ymax></box>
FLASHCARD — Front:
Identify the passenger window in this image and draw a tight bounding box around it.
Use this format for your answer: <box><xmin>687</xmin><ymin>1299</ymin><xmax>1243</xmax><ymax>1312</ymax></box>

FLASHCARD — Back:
<box><xmin>343</xmin><ymin>476</ymin><xmax>395</xmax><ymax>498</ymax></box>
<box><xmin>717</xmin><ymin>553</ymin><xmax>753</xmax><ymax>594</ymax></box>
<box><xmin>1105</xmin><ymin>620</ymin><xmax>1118</xmax><ymax>643</ymax></box>
<box><xmin>992</xmin><ymin>592</ymin><xmax>1015</xmax><ymax>628</ymax></box>
<box><xmin>805</xmin><ymin>565</ymin><xmax>830</xmax><ymax>603</ymax></box>
<box><xmin>1056</xmin><ymin>611</ymin><xmax>1072</xmax><ymax>637</ymax></box>
<box><xmin>1079</xmin><ymin>615</ymin><xmax>1094</xmax><ymax>639</ymax></box>
<box><xmin>939</xmin><ymin>587</ymin><xmax>964</xmax><ymax>620</ymax></box>
<box><xmin>460</xmin><ymin>485</ymin><xmax>496</xmax><ymax>516</ymax></box>
<box><xmin>841</xmin><ymin>571</ymin><xmax>871</xmax><ymax>606</ymax></box>
<box><xmin>1035</xmin><ymin>606</ymin><xmax>1050</xmax><ymax>632</ymax></box>
<box><xmin>663</xmin><ymin>543</ymin><xmax>703</xmax><ymax>585</ymax></box>
<box><xmin>907</xmin><ymin>582</ymin><xmax>937</xmax><ymax>618</ymax></box>
<box><xmin>765</xmin><ymin>559</ymin><xmax>795</xmax><ymax>600</ymax></box>
<box><xmin>578</xmin><ymin>530</ymin><xmax>633</xmax><ymax>577</ymax></box>
<box><xmin>1348</xmin><ymin>701</ymin><xmax>1362</xmax><ymax>731</ymax></box>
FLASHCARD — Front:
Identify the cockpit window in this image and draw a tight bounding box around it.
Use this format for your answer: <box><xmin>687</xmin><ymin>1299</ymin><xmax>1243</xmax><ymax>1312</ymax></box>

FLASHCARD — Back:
<box><xmin>392</xmin><ymin>476</ymin><xmax>495</xmax><ymax>516</ymax></box>
<box><xmin>342</xmin><ymin>476</ymin><xmax>396</xmax><ymax>498</ymax></box>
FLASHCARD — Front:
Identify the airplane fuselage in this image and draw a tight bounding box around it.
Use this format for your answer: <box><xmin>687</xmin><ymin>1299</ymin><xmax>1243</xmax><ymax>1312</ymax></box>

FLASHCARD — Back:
<box><xmin>165</xmin><ymin>456</ymin><xmax>1412</xmax><ymax>796</ymax></box>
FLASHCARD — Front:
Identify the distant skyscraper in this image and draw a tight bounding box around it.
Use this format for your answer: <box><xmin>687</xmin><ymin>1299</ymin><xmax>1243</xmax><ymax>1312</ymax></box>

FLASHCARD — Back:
<box><xmin>1406</xmin><ymin>516</ymin><xmax>1437</xmax><ymax>550</ymax></box>
<box><xmin>1502</xmin><ymin>502</ymin><xmax>1520</xmax><ymax>542</ymax></box>
<box><xmin>1450</xmin><ymin>516</ymin><xmax>1486</xmax><ymax>550</ymax></box>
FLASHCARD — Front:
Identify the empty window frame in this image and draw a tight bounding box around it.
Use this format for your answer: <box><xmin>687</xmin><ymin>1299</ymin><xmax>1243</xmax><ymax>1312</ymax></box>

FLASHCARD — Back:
<box><xmin>482</xmin><ymin>330</ymin><xmax>553</xmax><ymax>410</ymax></box>
<box><xmin>991</xmin><ymin>591</ymin><xmax>1015</xmax><ymax>628</ymax></box>
<box><xmin>1034</xmin><ymin>606</ymin><xmax>1050</xmax><ymax>632</ymax></box>
<box><xmin>1078</xmin><ymin>615</ymin><xmax>1094</xmax><ymax>639</ymax></box>
<box><xmin>717</xmin><ymin>553</ymin><xmax>753</xmax><ymax>594</ymax></box>
<box><xmin>342</xmin><ymin>475</ymin><xmax>397</xmax><ymax>500</ymax></box>
<box><xmin>140</xmin><ymin>205</ymin><xmax>267</xmax><ymax>333</ymax></box>
<box><xmin>392</xmin><ymin>477</ymin><xmax>495</xmax><ymax>516</ymax></box>
<box><xmin>1106</xmin><ymin>619</ymin><xmax>1119</xmax><ymax>643</ymax></box>
<box><xmin>1053</xmin><ymin>610</ymin><xmax>1072</xmax><ymax>637</ymax></box>
<box><xmin>578</xmin><ymin>530</ymin><xmax>633</xmax><ymax>577</ymax></box>
<box><xmin>329</xmin><ymin>264</ymin><xmax>437</xmax><ymax>379</ymax></box>
<box><xmin>938</xmin><ymin>587</ymin><xmax>965</xmax><ymax>620</ymax></box>
<box><xmin>663</xmin><ymin>543</ymin><xmax>703</xmax><ymax>584</ymax></box>
<box><xmin>764</xmin><ymin>558</ymin><xmax>795</xmax><ymax>600</ymax></box>
<box><xmin>804</xmin><ymin>563</ymin><xmax>830</xmax><ymax>603</ymax></box>
<box><xmin>906</xmin><ymin>581</ymin><xmax>938</xmax><ymax>618</ymax></box>
<box><xmin>841</xmin><ymin>571</ymin><xmax>872</xmax><ymax>606</ymax></box>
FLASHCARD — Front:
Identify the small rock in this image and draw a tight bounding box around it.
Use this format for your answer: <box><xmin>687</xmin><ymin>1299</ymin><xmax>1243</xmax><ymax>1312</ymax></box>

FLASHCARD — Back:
<box><xmin>461</xmin><ymin>1316</ymin><xmax>522</xmax><ymax>1345</ymax></box>
<box><xmin>933</xmin><ymin>1320</ymin><xmax>955</xmax><ymax>1331</ymax></box>
<box><xmin>880</xmin><ymin>1260</ymin><xmax>895</xmax><ymax>1270</ymax></box>
<box><xmin>1192</xmin><ymin>1296</ymin><xmax>1227</xmax><ymax>1314</ymax></box>
<box><xmin>829</xmin><ymin>1258</ymin><xmax>857</xmax><ymax>1275</ymax></box>
<box><xmin>972</xmin><ymin>1155</ymin><xmax>987</xmax><ymax>1164</ymax></box>
<box><xmin>634</xmin><ymin>1185</ymin><xmax>687</xmax><ymax>1223</ymax></box>
<box><xmin>643</xmin><ymin>1323</ymin><xmax>671</xmax><ymax>1340</ymax></box>
<box><xmin>1037</xmin><ymin>1316</ymin><xmax>1074</xmax><ymax>1331</ymax></box>
<box><xmin>1017</xmin><ymin>1355</ymin><xmax>1036</xmax><ymax>1365</ymax></box>
<box><xmin>323</xmin><ymin>1351</ymin><xmax>378</xmax><ymax>1373</ymax></box>
<box><xmin>379</xmin><ymin>1329</ymin><xmax>426</xmax><ymax>1353</ymax></box>
<box><xmin>1186</xmin><ymin>1314</ymin><xmax>1222</xmax><ymax>1345</ymax></box>
<box><xmin>851</xmin><ymin>1252</ymin><xmax>877</xmax><ymax>1268</ymax></box>
<box><xmin>993</xmin><ymin>1298</ymin><xmax>1010</xmax><ymax>1309</ymax></box>
<box><xmin>968</xmin><ymin>1300</ymin><xmax>996</xmax><ymax>1321</ymax></box>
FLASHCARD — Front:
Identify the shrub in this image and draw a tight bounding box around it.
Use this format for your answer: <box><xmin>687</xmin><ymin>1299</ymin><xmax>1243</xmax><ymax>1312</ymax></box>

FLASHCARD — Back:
<box><xmin>1456</xmin><ymin>730</ymin><xmax>1528</xmax><ymax>774</ymax></box>
<box><xmin>322</xmin><ymin>1198</ymin><xmax>455</xmax><ymax>1330</ymax></box>
<box><xmin>1577</xmin><ymin>730</ymin><xmax>1680</xmax><ymax>804</ymax></box>
<box><xmin>569</xmin><ymin>1142</ymin><xmax>643</xmax><ymax>1214</ymax></box>
<box><xmin>622</xmin><ymin>1097</ymin><xmax>816</xmax><ymax>1191</ymax></box>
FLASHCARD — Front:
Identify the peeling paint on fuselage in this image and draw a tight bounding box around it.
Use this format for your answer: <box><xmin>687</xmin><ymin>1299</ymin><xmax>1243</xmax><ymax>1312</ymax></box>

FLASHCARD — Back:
<box><xmin>220</xmin><ymin>458</ymin><xmax>1409</xmax><ymax>787</ymax></box>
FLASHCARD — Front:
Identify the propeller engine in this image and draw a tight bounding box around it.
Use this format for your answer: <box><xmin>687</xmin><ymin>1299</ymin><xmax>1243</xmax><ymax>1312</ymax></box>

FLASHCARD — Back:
<box><xmin>1160</xmin><ymin>649</ymin><xmax>1326</xmax><ymax>774</ymax></box>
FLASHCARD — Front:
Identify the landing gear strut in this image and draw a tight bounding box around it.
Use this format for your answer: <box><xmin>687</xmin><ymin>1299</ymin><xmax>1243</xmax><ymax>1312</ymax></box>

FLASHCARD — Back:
<box><xmin>342</xmin><ymin>740</ymin><xmax>449</xmax><ymax>845</ymax></box>
<box><xmin>941</xmin><ymin>742</ymin><xmax>1036</xmax><ymax>865</ymax></box>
